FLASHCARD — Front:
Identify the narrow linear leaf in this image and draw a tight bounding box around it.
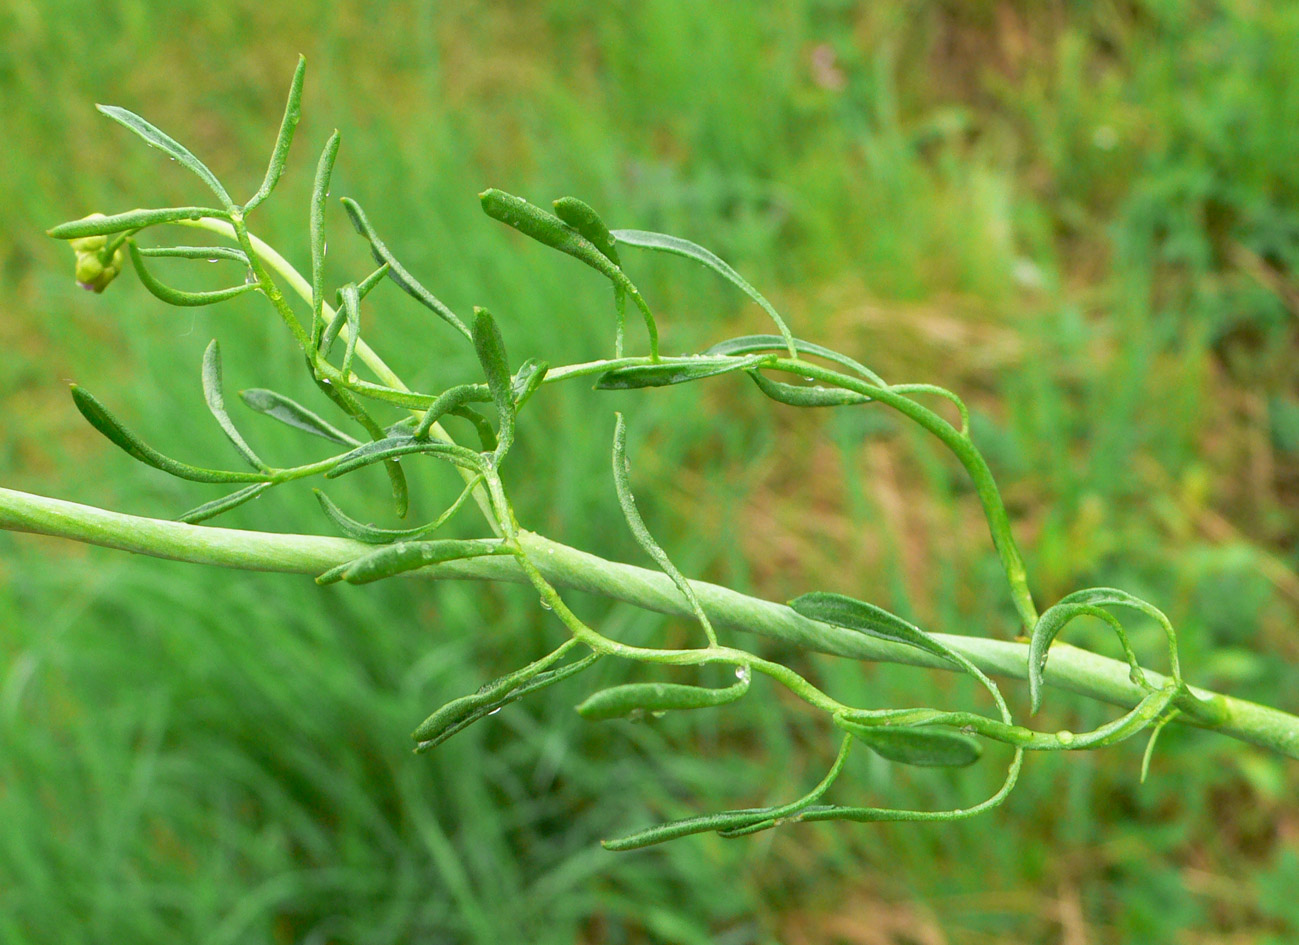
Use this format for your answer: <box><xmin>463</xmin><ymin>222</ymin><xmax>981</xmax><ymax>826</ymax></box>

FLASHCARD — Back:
<box><xmin>703</xmin><ymin>334</ymin><xmax>885</xmax><ymax>385</ymax></box>
<box><xmin>354</xmin><ymin>261</ymin><xmax>390</xmax><ymax>301</ymax></box>
<box><xmin>245</xmin><ymin>55</ymin><xmax>306</xmax><ymax>213</ymax></box>
<box><xmin>177</xmin><ymin>482</ymin><xmax>273</xmax><ymax>524</ymax></box>
<box><xmin>413</xmin><ymin>651</ymin><xmax>601</xmax><ymax>750</ymax></box>
<box><xmin>613</xmin><ymin>413</ymin><xmax>716</xmax><ymax>645</ymax></box>
<box><xmin>323</xmin><ymin>435</ymin><xmax>485</xmax><ymax>479</ymax></box>
<box><xmin>552</xmin><ymin>196</ymin><xmax>619</xmax><ymax>265</ymax></box>
<box><xmin>748</xmin><ymin>370</ymin><xmax>869</xmax><ymax>408</ymax></box>
<box><xmin>239</xmin><ymin>388</ymin><xmax>360</xmax><ymax>446</ymax></box>
<box><xmin>576</xmin><ymin>678</ymin><xmax>749</xmax><ymax>721</ymax></box>
<box><xmin>96</xmin><ymin>104</ymin><xmax>233</xmax><ymax>208</ymax></box>
<box><xmin>788</xmin><ymin>591</ymin><xmax>955</xmax><ymax>664</ymax></box>
<box><xmin>316</xmin><ymin>538</ymin><xmax>510</xmax><ymax>585</ymax></box>
<box><xmin>48</xmin><ymin>207</ymin><xmax>226</xmax><ymax>240</ymax></box>
<box><xmin>472</xmin><ymin>307</ymin><xmax>514</xmax><ymax>456</ymax></box>
<box><xmin>340</xmin><ymin>197</ymin><xmax>470</xmax><ymax>339</ymax></box>
<box><xmin>603</xmin><ymin>810</ymin><xmax>773</xmax><ymax>852</ymax></box>
<box><xmin>313</xmin><ymin>479</ymin><xmax>479</xmax><ymax>544</ymax></box>
<box><xmin>613</xmin><ymin>228</ymin><xmax>796</xmax><ymax>358</ymax></box>
<box><xmin>447</xmin><ymin>406</ymin><xmax>497</xmax><ymax>453</ymax></box>
<box><xmin>201</xmin><ymin>341</ymin><xmax>267</xmax><ymax>471</ymax></box>
<box><xmin>70</xmin><ymin>386</ymin><xmax>270</xmax><ymax>484</ymax></box>
<box><xmin>311</xmin><ymin>378</ymin><xmax>409</xmax><ymax>519</ymax></box>
<box><xmin>480</xmin><ymin>189</ymin><xmax>659</xmax><ymax>359</ymax></box>
<box><xmin>338</xmin><ymin>283</ymin><xmax>362</xmax><ymax>375</ymax></box>
<box><xmin>310</xmin><ymin>131</ymin><xmax>342</xmax><ymax>345</ymax></box>
<box><xmin>835</xmin><ymin>718</ymin><xmax>983</xmax><ymax>767</ymax></box>
<box><xmin>128</xmin><ymin>242</ymin><xmax>257</xmax><ymax>307</ymax></box>
<box><xmin>138</xmin><ymin>245</ymin><xmax>248</xmax><ymax>262</ymax></box>
<box><xmin>595</xmin><ymin>354</ymin><xmax>774</xmax><ymax>390</ymax></box>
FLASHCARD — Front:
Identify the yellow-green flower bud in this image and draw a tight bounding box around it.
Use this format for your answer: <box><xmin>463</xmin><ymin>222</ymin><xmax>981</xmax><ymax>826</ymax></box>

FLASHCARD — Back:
<box><xmin>67</xmin><ymin>215</ymin><xmax>126</xmax><ymax>293</ymax></box>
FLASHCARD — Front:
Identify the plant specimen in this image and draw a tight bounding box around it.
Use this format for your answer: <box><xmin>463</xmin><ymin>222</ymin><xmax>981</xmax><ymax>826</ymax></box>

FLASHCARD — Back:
<box><xmin>3</xmin><ymin>58</ymin><xmax>1296</xmax><ymax>852</ymax></box>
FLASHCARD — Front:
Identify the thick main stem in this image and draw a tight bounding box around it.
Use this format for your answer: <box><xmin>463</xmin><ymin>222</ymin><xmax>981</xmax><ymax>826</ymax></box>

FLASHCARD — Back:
<box><xmin>2</xmin><ymin>485</ymin><xmax>1295</xmax><ymax>760</ymax></box>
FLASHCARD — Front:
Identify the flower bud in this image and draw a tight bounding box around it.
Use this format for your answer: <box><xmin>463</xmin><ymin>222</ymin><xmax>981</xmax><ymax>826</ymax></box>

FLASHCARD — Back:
<box><xmin>67</xmin><ymin>216</ymin><xmax>126</xmax><ymax>293</ymax></box>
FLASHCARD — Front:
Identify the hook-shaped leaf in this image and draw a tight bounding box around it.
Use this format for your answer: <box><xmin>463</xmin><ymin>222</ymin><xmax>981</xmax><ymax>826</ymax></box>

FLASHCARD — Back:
<box><xmin>313</xmin><ymin>478</ymin><xmax>480</xmax><ymax>544</ymax></box>
<box><xmin>340</xmin><ymin>197</ymin><xmax>471</xmax><ymax>340</ymax></box>
<box><xmin>201</xmin><ymin>341</ymin><xmax>267</xmax><ymax>471</ymax></box>
<box><xmin>323</xmin><ymin>435</ymin><xmax>485</xmax><ymax>479</ymax></box>
<box><xmin>413</xmin><ymin>383</ymin><xmax>491</xmax><ymax>439</ymax></box>
<box><xmin>71</xmin><ymin>386</ymin><xmax>271</xmax><ymax>484</ymax></box>
<box><xmin>613</xmin><ymin>229</ymin><xmax>797</xmax><ymax>359</ymax></box>
<box><xmin>96</xmin><ymin>105</ymin><xmax>234</xmax><ymax>209</ymax></box>
<box><xmin>138</xmin><ymin>245</ymin><xmax>248</xmax><ymax>263</ymax></box>
<box><xmin>1028</xmin><ymin>587</ymin><xmax>1180</xmax><ymax>715</ymax></box>
<box><xmin>128</xmin><ymin>242</ymin><xmax>257</xmax><ymax>307</ymax></box>
<box><xmin>511</xmin><ymin>358</ymin><xmax>549</xmax><ymax>409</ymax></box>
<box><xmin>789</xmin><ymin>592</ymin><xmax>957</xmax><ymax>665</ymax></box>
<box><xmin>244</xmin><ymin>55</ymin><xmax>306</xmax><ymax>213</ymax></box>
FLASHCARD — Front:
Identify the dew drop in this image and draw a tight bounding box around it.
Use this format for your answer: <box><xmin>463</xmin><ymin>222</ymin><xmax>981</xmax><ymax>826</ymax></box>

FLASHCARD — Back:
<box><xmin>1056</xmin><ymin>730</ymin><xmax>1075</xmax><ymax>745</ymax></box>
<box><xmin>488</xmin><ymin>707</ymin><xmax>502</xmax><ymax>716</ymax></box>
<box><xmin>206</xmin><ymin>258</ymin><xmax>219</xmax><ymax>264</ymax></box>
<box><xmin>960</xmin><ymin>724</ymin><xmax>976</xmax><ymax>735</ymax></box>
<box><xmin>735</xmin><ymin>666</ymin><xmax>751</xmax><ymax>683</ymax></box>
<box><xmin>650</xmin><ymin>710</ymin><xmax>667</xmax><ymax>719</ymax></box>
<box><xmin>539</xmin><ymin>598</ymin><xmax>553</xmax><ymax>610</ymax></box>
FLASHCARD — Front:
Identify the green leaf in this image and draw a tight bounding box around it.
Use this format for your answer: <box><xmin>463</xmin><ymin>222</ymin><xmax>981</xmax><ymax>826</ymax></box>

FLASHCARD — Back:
<box><xmin>748</xmin><ymin>369</ymin><xmax>869</xmax><ymax>407</ymax></box>
<box><xmin>71</xmin><ymin>386</ymin><xmax>270</xmax><ymax>484</ymax></box>
<box><xmin>576</xmin><ymin>678</ymin><xmax>749</xmax><ymax>721</ymax></box>
<box><xmin>413</xmin><ymin>651</ymin><xmax>601</xmax><ymax>751</ymax></box>
<box><xmin>594</xmin><ymin>354</ymin><xmax>774</xmax><ymax>389</ymax></box>
<box><xmin>703</xmin><ymin>334</ymin><xmax>885</xmax><ymax>385</ymax></box>
<box><xmin>613</xmin><ymin>228</ymin><xmax>796</xmax><ymax>358</ymax></box>
<box><xmin>413</xmin><ymin>383</ymin><xmax>491</xmax><ymax>439</ymax></box>
<box><xmin>788</xmin><ymin>591</ymin><xmax>955</xmax><ymax>664</ymax></box>
<box><xmin>239</xmin><ymin>388</ymin><xmax>360</xmax><ymax>446</ymax></box>
<box><xmin>48</xmin><ymin>207</ymin><xmax>227</xmax><ymax>240</ymax></box>
<box><xmin>340</xmin><ymin>197</ymin><xmax>470</xmax><ymax>340</ymax></box>
<box><xmin>323</xmin><ymin>435</ymin><xmax>485</xmax><ymax>479</ymax></box>
<box><xmin>177</xmin><ymin>482</ymin><xmax>273</xmax><ymax>524</ymax></box>
<box><xmin>310</xmin><ymin>131</ymin><xmax>342</xmax><ymax>345</ymax></box>
<box><xmin>511</xmin><ymin>359</ymin><xmax>549</xmax><ymax>409</ymax></box>
<box><xmin>552</xmin><ymin>196</ymin><xmax>619</xmax><ymax>265</ymax></box>
<box><xmin>1028</xmin><ymin>587</ymin><xmax>1177</xmax><ymax>715</ymax></box>
<box><xmin>472</xmin><ymin>308</ymin><xmax>514</xmax><ymax>456</ymax></box>
<box><xmin>612</xmin><ymin>413</ymin><xmax>715</xmax><ymax>645</ymax></box>
<box><xmin>338</xmin><ymin>283</ymin><xmax>362</xmax><ymax>375</ymax></box>
<box><xmin>313</xmin><ymin>480</ymin><xmax>479</xmax><ymax>544</ymax></box>
<box><xmin>480</xmin><ymin>189</ymin><xmax>659</xmax><ymax>359</ymax></box>
<box><xmin>137</xmin><ymin>245</ymin><xmax>248</xmax><ymax>262</ymax></box>
<box><xmin>353</xmin><ymin>261</ymin><xmax>390</xmax><ymax>302</ymax></box>
<box><xmin>96</xmin><ymin>105</ymin><xmax>233</xmax><ymax>208</ymax></box>
<box><xmin>315</xmin><ymin>538</ymin><xmax>510</xmax><ymax>585</ymax></box>
<box><xmin>835</xmin><ymin>718</ymin><xmax>983</xmax><ymax>767</ymax></box>
<box><xmin>244</xmin><ymin>55</ymin><xmax>306</xmax><ymax>213</ymax></box>
<box><xmin>201</xmin><ymin>341</ymin><xmax>267</xmax><ymax>471</ymax></box>
<box><xmin>128</xmin><ymin>241</ymin><xmax>257</xmax><ymax>307</ymax></box>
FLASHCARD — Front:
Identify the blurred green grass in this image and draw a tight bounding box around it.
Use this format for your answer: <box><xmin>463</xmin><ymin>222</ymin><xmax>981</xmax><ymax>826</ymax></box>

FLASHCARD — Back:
<box><xmin>2</xmin><ymin>1</ymin><xmax>1299</xmax><ymax>942</ymax></box>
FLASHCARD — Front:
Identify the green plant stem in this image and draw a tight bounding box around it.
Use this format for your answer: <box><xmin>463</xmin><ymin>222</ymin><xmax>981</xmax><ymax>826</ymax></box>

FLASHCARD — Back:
<box><xmin>2</xmin><ymin>485</ymin><xmax>1294</xmax><ymax>759</ymax></box>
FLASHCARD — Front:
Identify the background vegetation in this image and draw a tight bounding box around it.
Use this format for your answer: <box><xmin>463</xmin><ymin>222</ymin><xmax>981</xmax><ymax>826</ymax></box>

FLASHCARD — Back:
<box><xmin>2</xmin><ymin>1</ymin><xmax>1298</xmax><ymax>941</ymax></box>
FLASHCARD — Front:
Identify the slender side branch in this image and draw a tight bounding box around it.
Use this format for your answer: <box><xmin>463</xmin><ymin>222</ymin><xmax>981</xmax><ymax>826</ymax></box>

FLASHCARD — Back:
<box><xmin>2</xmin><ymin>485</ymin><xmax>1295</xmax><ymax>760</ymax></box>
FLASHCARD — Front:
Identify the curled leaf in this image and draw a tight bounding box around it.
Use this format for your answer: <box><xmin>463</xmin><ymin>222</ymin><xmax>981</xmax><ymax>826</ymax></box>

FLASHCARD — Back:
<box><xmin>48</xmin><ymin>207</ymin><xmax>225</xmax><ymax>240</ymax></box>
<box><xmin>177</xmin><ymin>482</ymin><xmax>273</xmax><ymax>524</ymax></box>
<box><xmin>315</xmin><ymin>537</ymin><xmax>510</xmax><ymax>585</ymax></box>
<box><xmin>313</xmin><ymin>478</ymin><xmax>480</xmax><ymax>544</ymax></box>
<box><xmin>201</xmin><ymin>341</ymin><xmax>267</xmax><ymax>471</ymax></box>
<box><xmin>552</xmin><ymin>196</ymin><xmax>619</xmax><ymax>265</ymax></box>
<box><xmin>748</xmin><ymin>370</ymin><xmax>869</xmax><ymax>408</ymax></box>
<box><xmin>323</xmin><ymin>435</ymin><xmax>484</xmax><ymax>478</ymax></box>
<box><xmin>128</xmin><ymin>241</ymin><xmax>257</xmax><ymax>307</ymax></box>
